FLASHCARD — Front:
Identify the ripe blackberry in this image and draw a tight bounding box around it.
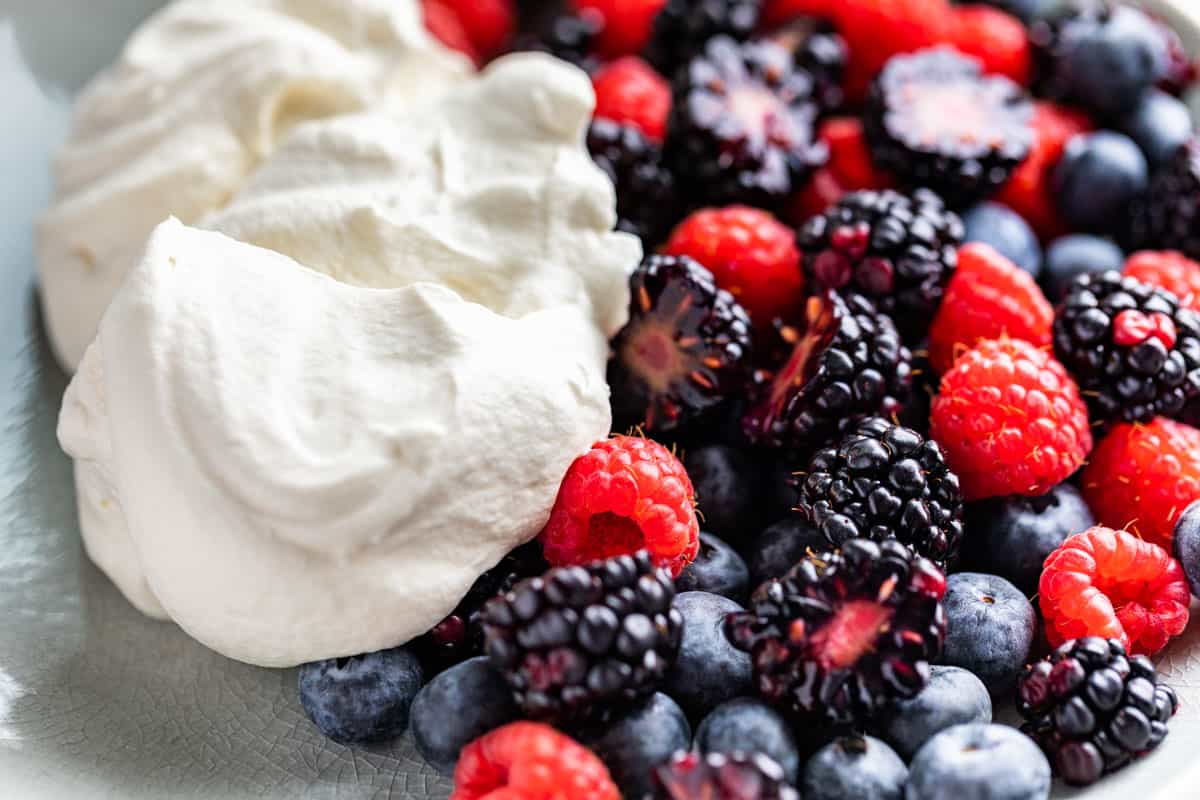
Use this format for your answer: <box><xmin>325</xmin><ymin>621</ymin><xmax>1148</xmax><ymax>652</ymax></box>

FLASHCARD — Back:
<box><xmin>1125</xmin><ymin>138</ymin><xmax>1200</xmax><ymax>261</ymax></box>
<box><xmin>1053</xmin><ymin>271</ymin><xmax>1200</xmax><ymax>423</ymax></box>
<box><xmin>664</xmin><ymin>37</ymin><xmax>826</xmax><ymax>212</ymax></box>
<box><xmin>587</xmin><ymin>119</ymin><xmax>678</xmax><ymax>246</ymax></box>
<box><xmin>863</xmin><ymin>48</ymin><xmax>1034</xmax><ymax>207</ymax></box>
<box><xmin>1017</xmin><ymin>637</ymin><xmax>1179</xmax><ymax>786</ymax></box>
<box><xmin>651</xmin><ymin>750</ymin><xmax>800</xmax><ymax>800</ymax></box>
<box><xmin>726</xmin><ymin>538</ymin><xmax>948</xmax><ymax>727</ymax></box>
<box><xmin>644</xmin><ymin>0</ymin><xmax>763</xmax><ymax>77</ymax></box>
<box><xmin>795</xmin><ymin>417</ymin><xmax>965</xmax><ymax>567</ymax></box>
<box><xmin>481</xmin><ymin>551</ymin><xmax>683</xmax><ymax>723</ymax></box>
<box><xmin>742</xmin><ymin>292</ymin><xmax>913</xmax><ymax>454</ymax></box>
<box><xmin>798</xmin><ymin>189</ymin><xmax>964</xmax><ymax>341</ymax></box>
<box><xmin>765</xmin><ymin>17</ymin><xmax>848</xmax><ymax>112</ymax></box>
<box><xmin>608</xmin><ymin>255</ymin><xmax>753</xmax><ymax>434</ymax></box>
<box><xmin>515</xmin><ymin>12</ymin><xmax>604</xmax><ymax>74</ymax></box>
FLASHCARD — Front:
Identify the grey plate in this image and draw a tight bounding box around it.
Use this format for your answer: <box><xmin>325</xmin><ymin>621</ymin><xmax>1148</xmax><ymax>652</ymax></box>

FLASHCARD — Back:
<box><xmin>0</xmin><ymin>3</ymin><xmax>1198</xmax><ymax>799</ymax></box>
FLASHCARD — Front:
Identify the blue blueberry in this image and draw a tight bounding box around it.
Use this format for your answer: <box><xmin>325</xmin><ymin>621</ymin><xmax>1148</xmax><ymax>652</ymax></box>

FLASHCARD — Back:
<box><xmin>940</xmin><ymin>573</ymin><xmax>1036</xmax><ymax>696</ymax></box>
<box><xmin>875</xmin><ymin>665</ymin><xmax>992</xmax><ymax>760</ymax></box>
<box><xmin>1058</xmin><ymin>6</ymin><xmax>1168</xmax><ymax>117</ymax></box>
<box><xmin>905</xmin><ymin>724</ymin><xmax>1050</xmax><ymax>800</ymax></box>
<box><xmin>746</xmin><ymin>517</ymin><xmax>827</xmax><ymax>587</ymax></box>
<box><xmin>695</xmin><ymin>698</ymin><xmax>802</xmax><ymax>784</ymax></box>
<box><xmin>298</xmin><ymin>647</ymin><xmax>423</xmax><ymax>743</ymax></box>
<box><xmin>676</xmin><ymin>532</ymin><xmax>750</xmax><ymax>601</ymax></box>
<box><xmin>803</xmin><ymin>736</ymin><xmax>908</xmax><ymax>800</ymax></box>
<box><xmin>962</xmin><ymin>203</ymin><xmax>1042</xmax><ymax>278</ymax></box>
<box><xmin>1053</xmin><ymin>132</ymin><xmax>1148</xmax><ymax>232</ymax></box>
<box><xmin>961</xmin><ymin>483</ymin><xmax>1095</xmax><ymax>594</ymax></box>
<box><xmin>572</xmin><ymin>693</ymin><xmax>690</xmax><ymax>798</ymax></box>
<box><xmin>1042</xmin><ymin>235</ymin><xmax>1125</xmax><ymax>301</ymax></box>
<box><xmin>1117</xmin><ymin>88</ymin><xmax>1194</xmax><ymax>169</ymax></box>
<box><xmin>410</xmin><ymin>656</ymin><xmax>519</xmax><ymax>775</ymax></box>
<box><xmin>663</xmin><ymin>591</ymin><xmax>753</xmax><ymax>721</ymax></box>
<box><xmin>685</xmin><ymin>445</ymin><xmax>766</xmax><ymax>544</ymax></box>
<box><xmin>1172</xmin><ymin>499</ymin><xmax>1200</xmax><ymax>597</ymax></box>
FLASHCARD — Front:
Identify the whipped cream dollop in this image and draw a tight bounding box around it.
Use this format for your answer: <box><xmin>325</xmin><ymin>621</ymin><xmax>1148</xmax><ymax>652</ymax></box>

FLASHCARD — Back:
<box><xmin>58</xmin><ymin>55</ymin><xmax>641</xmax><ymax>667</ymax></box>
<box><xmin>37</xmin><ymin>0</ymin><xmax>469</xmax><ymax>372</ymax></box>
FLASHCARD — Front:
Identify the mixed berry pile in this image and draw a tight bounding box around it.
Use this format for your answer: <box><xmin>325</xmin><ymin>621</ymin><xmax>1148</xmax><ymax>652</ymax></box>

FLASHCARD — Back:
<box><xmin>301</xmin><ymin>1</ymin><xmax>1200</xmax><ymax>797</ymax></box>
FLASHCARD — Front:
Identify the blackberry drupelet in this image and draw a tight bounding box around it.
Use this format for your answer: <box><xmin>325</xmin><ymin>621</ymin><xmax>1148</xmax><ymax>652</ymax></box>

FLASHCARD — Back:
<box><xmin>726</xmin><ymin>538</ymin><xmax>948</xmax><ymax>728</ymax></box>
<box><xmin>514</xmin><ymin>11</ymin><xmax>604</xmax><ymax>74</ymax></box>
<box><xmin>481</xmin><ymin>551</ymin><xmax>683</xmax><ymax>723</ymax></box>
<box><xmin>644</xmin><ymin>0</ymin><xmax>763</xmax><ymax>77</ymax></box>
<box><xmin>608</xmin><ymin>255</ymin><xmax>753</xmax><ymax>435</ymax></box>
<box><xmin>795</xmin><ymin>417</ymin><xmax>965</xmax><ymax>567</ymax></box>
<box><xmin>651</xmin><ymin>750</ymin><xmax>800</xmax><ymax>800</ymax></box>
<box><xmin>1125</xmin><ymin>138</ymin><xmax>1200</xmax><ymax>260</ymax></box>
<box><xmin>863</xmin><ymin>48</ymin><xmax>1034</xmax><ymax>206</ymax></box>
<box><xmin>1018</xmin><ymin>637</ymin><xmax>1179</xmax><ymax>786</ymax></box>
<box><xmin>587</xmin><ymin>119</ymin><xmax>678</xmax><ymax>246</ymax></box>
<box><xmin>1052</xmin><ymin>271</ymin><xmax>1200</xmax><ymax>423</ymax></box>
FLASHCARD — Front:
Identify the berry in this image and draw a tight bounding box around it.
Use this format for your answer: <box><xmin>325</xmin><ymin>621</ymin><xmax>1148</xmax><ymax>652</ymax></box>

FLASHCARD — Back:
<box><xmin>927</xmin><ymin>242</ymin><xmax>1054</xmax><ymax>374</ymax></box>
<box><xmin>961</xmin><ymin>202</ymin><xmax>1042</xmax><ymax>277</ymax></box>
<box><xmin>1173</xmin><ymin>500</ymin><xmax>1200</xmax><ymax>597</ymax></box>
<box><xmin>906</xmin><ymin>724</ymin><xmax>1051</xmax><ymax>800</ymax></box>
<box><xmin>958</xmin><ymin>0</ymin><xmax>1048</xmax><ymax>25</ymax></box>
<box><xmin>1116</xmin><ymin>89</ymin><xmax>1194</xmax><ymax>170</ymax></box>
<box><xmin>946</xmin><ymin>5</ymin><xmax>1033</xmax><ymax>85</ymax></box>
<box><xmin>422</xmin><ymin>0</ymin><xmax>481</xmax><ymax>65</ymax></box>
<box><xmin>572</xmin><ymin>0</ymin><xmax>665</xmax><ymax>57</ymax></box>
<box><xmin>1080</xmin><ymin>417</ymin><xmax>1200</xmax><ymax>548</ymax></box>
<box><xmin>663</xmin><ymin>591</ymin><xmax>753</xmax><ymax>721</ymax></box>
<box><xmin>651</xmin><ymin>750</ymin><xmax>800</xmax><ymax>800</ymax></box>
<box><xmin>832</xmin><ymin>0</ymin><xmax>952</xmax><ymax>103</ymax></box>
<box><xmin>801</xmin><ymin>736</ymin><xmax>908</xmax><ymax>800</ymax></box>
<box><xmin>745</xmin><ymin>517</ymin><xmax>828</xmax><ymax>587</ymax></box>
<box><xmin>438</xmin><ymin>0</ymin><xmax>515</xmax><ymax>61</ymax></box>
<box><xmin>645</xmin><ymin>0</ymin><xmax>763</xmax><ymax>76</ymax></box>
<box><xmin>482</xmin><ymin>551</ymin><xmax>683</xmax><ymax>721</ymax></box>
<box><xmin>451</xmin><ymin>721</ymin><xmax>619</xmax><ymax>800</ymax></box>
<box><xmin>939</xmin><ymin>572</ymin><xmax>1036</xmax><ymax>696</ymax></box>
<box><xmin>592</xmin><ymin>57</ymin><xmax>671</xmax><ymax>143</ymax></box>
<box><xmin>762</xmin><ymin>0</ymin><xmax>832</xmax><ymax>28</ymax></box>
<box><xmin>1053</xmin><ymin>131</ymin><xmax>1149</xmax><ymax>233</ymax></box>
<box><xmin>727</xmin><ymin>538</ymin><xmax>948</xmax><ymax>727</ymax></box>
<box><xmin>676</xmin><ymin>532</ymin><xmax>750</xmax><ymax>601</ymax></box>
<box><xmin>297</xmin><ymin>648</ymin><xmax>423</xmax><ymax>744</ymax></box>
<box><xmin>1124</xmin><ymin>251</ymin><xmax>1200</xmax><ymax>313</ymax></box>
<box><xmin>1042</xmin><ymin>234</ymin><xmax>1124</xmax><ymax>302</ymax></box>
<box><xmin>875</xmin><ymin>665</ymin><xmax>992</xmax><ymax>760</ymax></box>
<box><xmin>931</xmin><ymin>338</ymin><xmax>1091</xmax><ymax>501</ymax></box>
<box><xmin>695</xmin><ymin>698</ymin><xmax>802</xmax><ymax>785</ymax></box>
<box><xmin>1155</xmin><ymin>14</ymin><xmax>1199</xmax><ymax>96</ymax></box>
<box><xmin>790</xmin><ymin>117</ymin><xmax>894</xmax><ymax>229</ymax></box>
<box><xmin>1039</xmin><ymin>526</ymin><xmax>1191</xmax><ymax>656</ymax></box>
<box><xmin>411</xmin><ymin>657</ymin><xmax>521</xmax><ymax>775</ymax></box>
<box><xmin>1017</xmin><ymin>637</ymin><xmax>1180</xmax><ymax>786</ymax></box>
<box><xmin>1126</xmin><ymin>139</ymin><xmax>1200</xmax><ymax>261</ymax></box>
<box><xmin>684</xmin><ymin>446</ymin><xmax>767</xmax><ymax>545</ymax></box>
<box><xmin>790</xmin><ymin>25</ymin><xmax>849</xmax><ymax>113</ymax></box>
<box><xmin>572</xmin><ymin>693</ymin><xmax>691</xmax><ymax>799</ymax></box>
<box><xmin>587</xmin><ymin>120</ymin><xmax>678</xmax><ymax>245</ymax></box>
<box><xmin>517</xmin><ymin>11</ymin><xmax>604</xmax><ymax>74</ymax></box>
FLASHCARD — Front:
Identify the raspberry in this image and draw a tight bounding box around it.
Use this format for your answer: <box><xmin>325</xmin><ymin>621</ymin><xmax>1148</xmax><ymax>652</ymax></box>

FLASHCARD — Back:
<box><xmin>791</xmin><ymin>118</ymin><xmax>894</xmax><ymax>223</ymax></box>
<box><xmin>931</xmin><ymin>338</ymin><xmax>1092</xmax><ymax>501</ymax></box>
<box><xmin>946</xmin><ymin>5</ymin><xmax>1032</xmax><ymax>86</ymax></box>
<box><xmin>422</xmin><ymin>0</ymin><xmax>481</xmax><ymax>66</ymax></box>
<box><xmin>451</xmin><ymin>722</ymin><xmax>620</xmax><ymax>800</ymax></box>
<box><xmin>591</xmin><ymin>57</ymin><xmax>671</xmax><ymax>143</ymax></box>
<box><xmin>1124</xmin><ymin>251</ymin><xmax>1200</xmax><ymax>313</ymax></box>
<box><xmin>1080</xmin><ymin>417</ymin><xmax>1200</xmax><ymax>549</ymax></box>
<box><xmin>573</xmin><ymin>0</ymin><xmax>666</xmax><ymax>57</ymax></box>
<box><xmin>1039</xmin><ymin>527</ymin><xmax>1190</xmax><ymax>656</ymax></box>
<box><xmin>928</xmin><ymin>243</ymin><xmax>1054</xmax><ymax>374</ymax></box>
<box><xmin>540</xmin><ymin>436</ymin><xmax>701</xmax><ymax>576</ymax></box>
<box><xmin>832</xmin><ymin>0</ymin><xmax>952</xmax><ymax>103</ymax></box>
<box><xmin>437</xmin><ymin>0</ymin><xmax>515</xmax><ymax>61</ymax></box>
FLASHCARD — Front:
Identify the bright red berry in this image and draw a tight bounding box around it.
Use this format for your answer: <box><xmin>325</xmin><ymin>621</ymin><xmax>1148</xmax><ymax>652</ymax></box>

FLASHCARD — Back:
<box><xmin>1039</xmin><ymin>526</ymin><xmax>1191</xmax><ymax>657</ymax></box>
<box><xmin>591</xmin><ymin>57</ymin><xmax>671</xmax><ymax>143</ymax></box>
<box><xmin>833</xmin><ymin>0</ymin><xmax>952</xmax><ymax>103</ymax></box>
<box><xmin>931</xmin><ymin>338</ymin><xmax>1092</xmax><ymax>501</ymax></box>
<box><xmin>422</xmin><ymin>0</ymin><xmax>481</xmax><ymax>66</ymax></box>
<box><xmin>436</xmin><ymin>0</ymin><xmax>516</xmax><ymax>61</ymax></box>
<box><xmin>1124</xmin><ymin>251</ymin><xmax>1200</xmax><ymax>312</ymax></box>
<box><xmin>928</xmin><ymin>243</ymin><xmax>1054</xmax><ymax>374</ymax></box>
<box><xmin>573</xmin><ymin>0</ymin><xmax>667</xmax><ymax>57</ymax></box>
<box><xmin>540</xmin><ymin>436</ymin><xmax>700</xmax><ymax>576</ymax></box>
<box><xmin>946</xmin><ymin>5</ymin><xmax>1032</xmax><ymax>85</ymax></box>
<box><xmin>1081</xmin><ymin>418</ymin><xmax>1200</xmax><ymax>549</ymax></box>
<box><xmin>451</xmin><ymin>722</ymin><xmax>620</xmax><ymax>800</ymax></box>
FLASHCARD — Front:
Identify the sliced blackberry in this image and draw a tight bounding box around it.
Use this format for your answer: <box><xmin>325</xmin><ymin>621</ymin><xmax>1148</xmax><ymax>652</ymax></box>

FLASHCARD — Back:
<box><xmin>514</xmin><ymin>11</ymin><xmax>604</xmax><ymax>74</ymax></box>
<box><xmin>1053</xmin><ymin>271</ymin><xmax>1200</xmax><ymax>423</ymax></box>
<box><xmin>863</xmin><ymin>48</ymin><xmax>1034</xmax><ymax>206</ymax></box>
<box><xmin>742</xmin><ymin>292</ymin><xmax>913</xmax><ymax>454</ymax></box>
<box><xmin>664</xmin><ymin>37</ymin><xmax>827</xmax><ymax>211</ymax></box>
<box><xmin>1124</xmin><ymin>138</ymin><xmax>1200</xmax><ymax>260</ymax></box>
<box><xmin>644</xmin><ymin>0</ymin><xmax>763</xmax><ymax>77</ymax></box>
<box><xmin>651</xmin><ymin>750</ymin><xmax>800</xmax><ymax>800</ymax></box>
<box><xmin>726</xmin><ymin>538</ymin><xmax>948</xmax><ymax>728</ymax></box>
<box><xmin>587</xmin><ymin>119</ymin><xmax>678</xmax><ymax>247</ymax></box>
<box><xmin>795</xmin><ymin>417</ymin><xmax>965</xmax><ymax>567</ymax></box>
<box><xmin>608</xmin><ymin>255</ymin><xmax>753</xmax><ymax>434</ymax></box>
<box><xmin>480</xmin><ymin>551</ymin><xmax>682</xmax><ymax>723</ymax></box>
<box><xmin>798</xmin><ymin>189</ymin><xmax>964</xmax><ymax>341</ymax></box>
<box><xmin>764</xmin><ymin>17</ymin><xmax>848</xmax><ymax>112</ymax></box>
<box><xmin>1018</xmin><ymin>637</ymin><xmax>1179</xmax><ymax>786</ymax></box>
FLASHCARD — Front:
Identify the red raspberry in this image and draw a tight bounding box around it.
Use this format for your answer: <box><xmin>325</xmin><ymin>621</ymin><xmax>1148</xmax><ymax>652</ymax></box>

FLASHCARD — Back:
<box><xmin>663</xmin><ymin>206</ymin><xmax>803</xmax><ymax>330</ymax></box>
<box><xmin>451</xmin><ymin>722</ymin><xmax>619</xmax><ymax>800</ymax></box>
<box><xmin>833</xmin><ymin>0</ymin><xmax>952</xmax><ymax>103</ymax></box>
<box><xmin>930</xmin><ymin>338</ymin><xmax>1092</xmax><ymax>501</ymax></box>
<box><xmin>763</xmin><ymin>0</ymin><xmax>834</xmax><ymax>28</ymax></box>
<box><xmin>945</xmin><ymin>5</ymin><xmax>1032</xmax><ymax>85</ymax></box>
<box><xmin>1080</xmin><ymin>418</ymin><xmax>1200</xmax><ymax>549</ymax></box>
<box><xmin>927</xmin><ymin>243</ymin><xmax>1053</xmax><ymax>374</ymax></box>
<box><xmin>1124</xmin><ymin>251</ymin><xmax>1200</xmax><ymax>313</ymax></box>
<box><xmin>591</xmin><ymin>57</ymin><xmax>671</xmax><ymax>143</ymax></box>
<box><xmin>540</xmin><ymin>436</ymin><xmax>700</xmax><ymax>576</ymax></box>
<box><xmin>422</xmin><ymin>0</ymin><xmax>481</xmax><ymax>66</ymax></box>
<box><xmin>573</xmin><ymin>0</ymin><xmax>667</xmax><ymax>58</ymax></box>
<box><xmin>790</xmin><ymin>118</ymin><xmax>894</xmax><ymax>223</ymax></box>
<box><xmin>1039</xmin><ymin>527</ymin><xmax>1191</xmax><ymax>657</ymax></box>
<box><xmin>437</xmin><ymin>0</ymin><xmax>515</xmax><ymax>61</ymax></box>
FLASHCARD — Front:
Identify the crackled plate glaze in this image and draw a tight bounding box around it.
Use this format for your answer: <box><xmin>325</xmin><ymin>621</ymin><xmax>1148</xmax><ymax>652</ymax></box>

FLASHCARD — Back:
<box><xmin>1</xmin><ymin>2</ymin><xmax>1199</xmax><ymax>799</ymax></box>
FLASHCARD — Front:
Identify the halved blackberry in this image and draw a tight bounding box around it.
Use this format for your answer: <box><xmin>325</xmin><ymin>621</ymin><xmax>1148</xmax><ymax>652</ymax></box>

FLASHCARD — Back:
<box><xmin>587</xmin><ymin>119</ymin><xmax>679</xmax><ymax>246</ymax></box>
<box><xmin>514</xmin><ymin>11</ymin><xmax>604</xmax><ymax>74</ymax></box>
<box><xmin>742</xmin><ymin>292</ymin><xmax>913</xmax><ymax>454</ymax></box>
<box><xmin>764</xmin><ymin>16</ymin><xmax>848</xmax><ymax>112</ymax></box>
<box><xmin>1053</xmin><ymin>271</ymin><xmax>1200</xmax><ymax>423</ymax></box>
<box><xmin>795</xmin><ymin>417</ymin><xmax>965</xmax><ymax>567</ymax></box>
<box><xmin>1124</xmin><ymin>138</ymin><xmax>1200</xmax><ymax>260</ymax></box>
<box><xmin>608</xmin><ymin>255</ymin><xmax>753</xmax><ymax>435</ymax></box>
<box><xmin>863</xmin><ymin>47</ymin><xmax>1034</xmax><ymax>206</ymax></box>
<box><xmin>726</xmin><ymin>538</ymin><xmax>948</xmax><ymax>727</ymax></box>
<box><xmin>651</xmin><ymin>750</ymin><xmax>800</xmax><ymax>800</ymax></box>
<box><xmin>481</xmin><ymin>551</ymin><xmax>683</xmax><ymax>723</ymax></box>
<box><xmin>664</xmin><ymin>37</ymin><xmax>827</xmax><ymax>211</ymax></box>
<box><xmin>1018</xmin><ymin>637</ymin><xmax>1179</xmax><ymax>786</ymax></box>
<box><xmin>645</xmin><ymin>0</ymin><xmax>763</xmax><ymax>77</ymax></box>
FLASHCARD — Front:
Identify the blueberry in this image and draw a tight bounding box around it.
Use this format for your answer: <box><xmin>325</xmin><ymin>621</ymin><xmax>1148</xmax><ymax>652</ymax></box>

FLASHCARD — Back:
<box><xmin>961</xmin><ymin>483</ymin><xmax>1095</xmax><ymax>594</ymax></box>
<box><xmin>1053</xmin><ymin>132</ymin><xmax>1149</xmax><ymax>232</ymax></box>
<box><xmin>1058</xmin><ymin>6</ymin><xmax>1168</xmax><ymax>117</ymax></box>
<box><xmin>663</xmin><ymin>591</ymin><xmax>753</xmax><ymax>721</ymax></box>
<box><xmin>905</xmin><ymin>723</ymin><xmax>1051</xmax><ymax>800</ymax></box>
<box><xmin>572</xmin><ymin>693</ymin><xmax>690</xmax><ymax>798</ymax></box>
<box><xmin>940</xmin><ymin>573</ymin><xmax>1036</xmax><ymax>696</ymax></box>
<box><xmin>1117</xmin><ymin>88</ymin><xmax>1194</xmax><ymax>169</ymax></box>
<box><xmin>685</xmin><ymin>445</ymin><xmax>766</xmax><ymax>544</ymax></box>
<box><xmin>875</xmin><ymin>665</ymin><xmax>992</xmax><ymax>760</ymax></box>
<box><xmin>677</xmin><ymin>532</ymin><xmax>750</xmax><ymax>601</ymax></box>
<box><xmin>410</xmin><ymin>656</ymin><xmax>519</xmax><ymax>775</ymax></box>
<box><xmin>695</xmin><ymin>698</ymin><xmax>803</xmax><ymax>784</ymax></box>
<box><xmin>1173</xmin><ymin>499</ymin><xmax>1200</xmax><ymax>597</ymax></box>
<box><xmin>962</xmin><ymin>203</ymin><xmax>1042</xmax><ymax>278</ymax></box>
<box><xmin>1042</xmin><ymin>235</ymin><xmax>1125</xmax><ymax>301</ymax></box>
<box><xmin>804</xmin><ymin>735</ymin><xmax>908</xmax><ymax>800</ymax></box>
<box><xmin>746</xmin><ymin>517</ymin><xmax>827</xmax><ymax>587</ymax></box>
<box><xmin>297</xmin><ymin>647</ymin><xmax>423</xmax><ymax>743</ymax></box>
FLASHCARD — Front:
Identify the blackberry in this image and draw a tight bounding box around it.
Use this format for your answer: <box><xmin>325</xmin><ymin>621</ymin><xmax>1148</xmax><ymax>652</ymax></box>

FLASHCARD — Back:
<box><xmin>1052</xmin><ymin>271</ymin><xmax>1200</xmax><ymax>423</ymax></box>
<box><xmin>1017</xmin><ymin>637</ymin><xmax>1179</xmax><ymax>786</ymax></box>
<box><xmin>798</xmin><ymin>189</ymin><xmax>964</xmax><ymax>341</ymax></box>
<box><xmin>766</xmin><ymin>17</ymin><xmax>848</xmax><ymax>112</ymax></box>
<box><xmin>664</xmin><ymin>37</ymin><xmax>826</xmax><ymax>212</ymax></box>
<box><xmin>645</xmin><ymin>0</ymin><xmax>763</xmax><ymax>77</ymax></box>
<box><xmin>608</xmin><ymin>255</ymin><xmax>753</xmax><ymax>435</ymax></box>
<box><xmin>481</xmin><ymin>551</ymin><xmax>683</xmax><ymax>723</ymax></box>
<box><xmin>514</xmin><ymin>12</ymin><xmax>603</xmax><ymax>74</ymax></box>
<box><xmin>795</xmin><ymin>417</ymin><xmax>965</xmax><ymax>567</ymax></box>
<box><xmin>726</xmin><ymin>538</ymin><xmax>948</xmax><ymax>727</ymax></box>
<box><xmin>651</xmin><ymin>750</ymin><xmax>800</xmax><ymax>800</ymax></box>
<box><xmin>587</xmin><ymin>119</ymin><xmax>679</xmax><ymax>246</ymax></box>
<box><xmin>742</xmin><ymin>292</ymin><xmax>913</xmax><ymax>454</ymax></box>
<box><xmin>863</xmin><ymin>48</ymin><xmax>1034</xmax><ymax>207</ymax></box>
<box><xmin>1125</xmin><ymin>138</ymin><xmax>1200</xmax><ymax>260</ymax></box>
